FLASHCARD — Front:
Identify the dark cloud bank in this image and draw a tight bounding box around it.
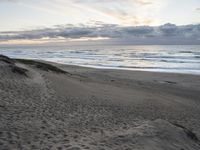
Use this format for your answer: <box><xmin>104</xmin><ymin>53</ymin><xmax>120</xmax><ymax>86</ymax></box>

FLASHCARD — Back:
<box><xmin>0</xmin><ymin>23</ymin><xmax>200</xmax><ymax>44</ymax></box>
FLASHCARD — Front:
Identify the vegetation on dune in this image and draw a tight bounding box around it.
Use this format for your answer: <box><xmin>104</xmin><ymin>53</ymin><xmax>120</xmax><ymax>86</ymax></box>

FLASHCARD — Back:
<box><xmin>15</xmin><ymin>59</ymin><xmax>67</xmax><ymax>74</ymax></box>
<box><xmin>10</xmin><ymin>65</ymin><xmax>28</xmax><ymax>77</ymax></box>
<box><xmin>0</xmin><ymin>55</ymin><xmax>15</xmax><ymax>64</ymax></box>
<box><xmin>0</xmin><ymin>55</ymin><xmax>67</xmax><ymax>75</ymax></box>
<box><xmin>0</xmin><ymin>55</ymin><xmax>28</xmax><ymax>76</ymax></box>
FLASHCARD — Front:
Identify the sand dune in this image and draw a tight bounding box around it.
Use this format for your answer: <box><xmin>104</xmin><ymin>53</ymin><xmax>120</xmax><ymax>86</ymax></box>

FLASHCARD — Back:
<box><xmin>0</xmin><ymin>55</ymin><xmax>200</xmax><ymax>150</ymax></box>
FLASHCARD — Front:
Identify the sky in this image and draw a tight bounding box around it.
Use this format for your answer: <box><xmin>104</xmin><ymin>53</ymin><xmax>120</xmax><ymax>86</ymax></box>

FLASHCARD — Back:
<box><xmin>0</xmin><ymin>0</ymin><xmax>200</xmax><ymax>45</ymax></box>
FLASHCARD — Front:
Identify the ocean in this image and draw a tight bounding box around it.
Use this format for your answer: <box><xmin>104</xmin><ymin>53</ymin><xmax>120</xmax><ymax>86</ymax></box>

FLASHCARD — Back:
<box><xmin>0</xmin><ymin>45</ymin><xmax>200</xmax><ymax>75</ymax></box>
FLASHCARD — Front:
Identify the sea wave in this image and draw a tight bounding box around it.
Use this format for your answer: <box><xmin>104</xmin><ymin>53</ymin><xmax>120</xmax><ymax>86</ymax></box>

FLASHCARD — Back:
<box><xmin>0</xmin><ymin>45</ymin><xmax>200</xmax><ymax>75</ymax></box>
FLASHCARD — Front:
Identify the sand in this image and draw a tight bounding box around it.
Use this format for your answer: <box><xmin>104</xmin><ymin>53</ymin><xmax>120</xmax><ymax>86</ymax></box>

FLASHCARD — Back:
<box><xmin>0</xmin><ymin>55</ymin><xmax>200</xmax><ymax>150</ymax></box>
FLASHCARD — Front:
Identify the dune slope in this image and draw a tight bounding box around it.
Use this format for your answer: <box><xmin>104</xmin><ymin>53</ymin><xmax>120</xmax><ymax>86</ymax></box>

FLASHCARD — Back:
<box><xmin>0</xmin><ymin>55</ymin><xmax>200</xmax><ymax>150</ymax></box>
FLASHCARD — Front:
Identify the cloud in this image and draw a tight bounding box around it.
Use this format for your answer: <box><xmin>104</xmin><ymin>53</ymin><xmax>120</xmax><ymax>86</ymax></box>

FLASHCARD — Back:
<box><xmin>0</xmin><ymin>0</ymin><xmax>154</xmax><ymax>5</ymax></box>
<box><xmin>0</xmin><ymin>23</ymin><xmax>200</xmax><ymax>44</ymax></box>
<box><xmin>73</xmin><ymin>0</ymin><xmax>153</xmax><ymax>5</ymax></box>
<box><xmin>0</xmin><ymin>0</ymin><xmax>162</xmax><ymax>26</ymax></box>
<box><xmin>134</xmin><ymin>0</ymin><xmax>153</xmax><ymax>5</ymax></box>
<box><xmin>0</xmin><ymin>0</ymin><xmax>19</xmax><ymax>2</ymax></box>
<box><xmin>70</xmin><ymin>0</ymin><xmax>160</xmax><ymax>25</ymax></box>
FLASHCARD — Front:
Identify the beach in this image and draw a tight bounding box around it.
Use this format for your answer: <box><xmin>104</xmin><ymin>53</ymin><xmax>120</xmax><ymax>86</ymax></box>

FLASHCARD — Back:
<box><xmin>0</xmin><ymin>55</ymin><xmax>200</xmax><ymax>150</ymax></box>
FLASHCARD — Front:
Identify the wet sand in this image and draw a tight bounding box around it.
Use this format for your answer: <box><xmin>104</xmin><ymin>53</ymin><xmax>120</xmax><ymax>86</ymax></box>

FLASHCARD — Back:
<box><xmin>0</xmin><ymin>55</ymin><xmax>200</xmax><ymax>150</ymax></box>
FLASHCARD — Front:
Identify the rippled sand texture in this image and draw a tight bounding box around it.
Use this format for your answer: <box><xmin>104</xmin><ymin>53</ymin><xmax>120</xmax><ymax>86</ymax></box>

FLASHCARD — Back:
<box><xmin>0</xmin><ymin>55</ymin><xmax>200</xmax><ymax>150</ymax></box>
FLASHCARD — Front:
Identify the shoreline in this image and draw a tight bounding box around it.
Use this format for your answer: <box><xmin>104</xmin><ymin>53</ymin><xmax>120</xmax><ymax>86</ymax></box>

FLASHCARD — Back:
<box><xmin>61</xmin><ymin>64</ymin><xmax>200</xmax><ymax>76</ymax></box>
<box><xmin>1</xmin><ymin>55</ymin><xmax>200</xmax><ymax>149</ymax></box>
<box><xmin>15</xmin><ymin>58</ymin><xmax>200</xmax><ymax>76</ymax></box>
<box><xmin>42</xmin><ymin>59</ymin><xmax>200</xmax><ymax>77</ymax></box>
<box><xmin>1</xmin><ymin>44</ymin><xmax>199</xmax><ymax>76</ymax></box>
